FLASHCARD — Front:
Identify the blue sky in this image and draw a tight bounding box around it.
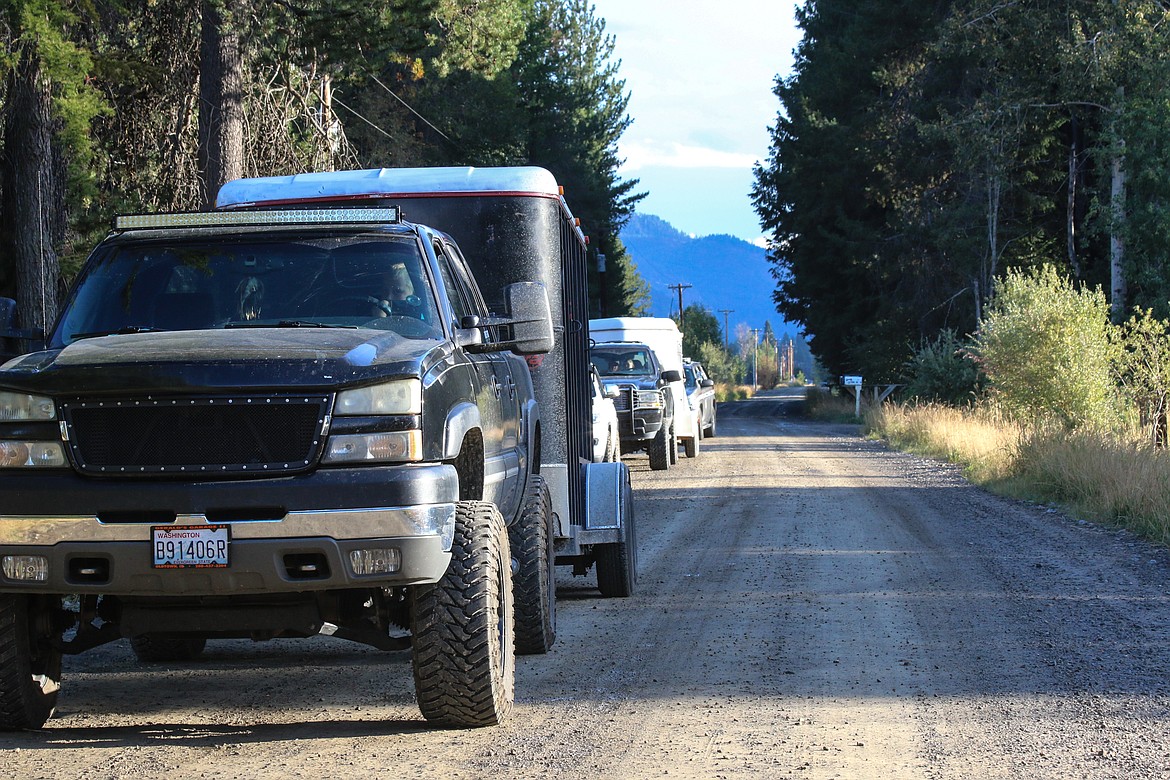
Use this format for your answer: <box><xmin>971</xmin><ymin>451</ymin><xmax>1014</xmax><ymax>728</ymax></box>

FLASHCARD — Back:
<box><xmin>589</xmin><ymin>1</ymin><xmax>802</xmax><ymax>244</ymax></box>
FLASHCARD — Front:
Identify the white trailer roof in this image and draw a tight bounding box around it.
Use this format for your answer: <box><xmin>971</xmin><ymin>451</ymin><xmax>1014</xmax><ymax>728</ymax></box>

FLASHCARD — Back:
<box><xmin>216</xmin><ymin>166</ymin><xmax>562</xmax><ymax>208</ymax></box>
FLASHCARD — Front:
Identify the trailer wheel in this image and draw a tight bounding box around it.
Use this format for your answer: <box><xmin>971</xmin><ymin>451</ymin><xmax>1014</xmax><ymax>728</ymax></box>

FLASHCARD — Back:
<box><xmin>130</xmin><ymin>635</ymin><xmax>207</xmax><ymax>663</ymax></box>
<box><xmin>596</xmin><ymin>472</ymin><xmax>637</xmax><ymax>598</ymax></box>
<box><xmin>668</xmin><ymin>421</ymin><xmax>679</xmax><ymax>465</ymax></box>
<box><xmin>705</xmin><ymin>412</ymin><xmax>717</xmax><ymax>439</ymax></box>
<box><xmin>411</xmin><ymin>500</ymin><xmax>514</xmax><ymax>727</ymax></box>
<box><xmin>648</xmin><ymin>424</ymin><xmax>670</xmax><ymax>471</ymax></box>
<box><xmin>0</xmin><ymin>594</ymin><xmax>62</xmax><ymax>730</ymax></box>
<box><xmin>511</xmin><ymin>475</ymin><xmax>556</xmax><ymax>655</ymax></box>
<box><xmin>683</xmin><ymin>431</ymin><xmax>699</xmax><ymax>458</ymax></box>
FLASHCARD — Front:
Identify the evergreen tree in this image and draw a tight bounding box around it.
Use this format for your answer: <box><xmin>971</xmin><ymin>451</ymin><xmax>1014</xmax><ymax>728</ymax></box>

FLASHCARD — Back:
<box><xmin>0</xmin><ymin>0</ymin><xmax>108</xmax><ymax>333</ymax></box>
<box><xmin>512</xmin><ymin>0</ymin><xmax>646</xmax><ymax>315</ymax></box>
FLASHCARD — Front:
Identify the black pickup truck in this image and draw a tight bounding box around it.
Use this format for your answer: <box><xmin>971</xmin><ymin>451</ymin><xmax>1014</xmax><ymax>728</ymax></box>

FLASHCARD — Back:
<box><xmin>0</xmin><ymin>206</ymin><xmax>553</xmax><ymax>729</ymax></box>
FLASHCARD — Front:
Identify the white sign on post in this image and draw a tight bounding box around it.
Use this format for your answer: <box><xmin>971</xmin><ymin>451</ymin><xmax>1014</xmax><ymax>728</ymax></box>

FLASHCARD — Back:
<box><xmin>843</xmin><ymin>375</ymin><xmax>863</xmax><ymax>417</ymax></box>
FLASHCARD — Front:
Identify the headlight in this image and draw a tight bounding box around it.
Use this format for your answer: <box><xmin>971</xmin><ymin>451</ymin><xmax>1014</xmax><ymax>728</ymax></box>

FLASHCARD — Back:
<box><xmin>634</xmin><ymin>390</ymin><xmax>664</xmax><ymax>408</ymax></box>
<box><xmin>0</xmin><ymin>441</ymin><xmax>66</xmax><ymax>468</ymax></box>
<box><xmin>335</xmin><ymin>380</ymin><xmax>421</xmax><ymax>415</ymax></box>
<box><xmin>0</xmin><ymin>392</ymin><xmax>55</xmax><ymax>421</ymax></box>
<box><xmin>323</xmin><ymin>431</ymin><xmax>422</xmax><ymax>464</ymax></box>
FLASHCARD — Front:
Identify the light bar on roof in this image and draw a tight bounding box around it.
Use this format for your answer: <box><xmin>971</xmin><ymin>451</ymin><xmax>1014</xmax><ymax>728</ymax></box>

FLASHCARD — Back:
<box><xmin>114</xmin><ymin>206</ymin><xmax>401</xmax><ymax>230</ymax></box>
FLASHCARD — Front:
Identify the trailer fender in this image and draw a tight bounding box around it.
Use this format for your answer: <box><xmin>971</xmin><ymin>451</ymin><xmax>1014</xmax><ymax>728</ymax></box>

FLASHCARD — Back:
<box><xmin>577</xmin><ymin>461</ymin><xmax>632</xmax><ymax>545</ymax></box>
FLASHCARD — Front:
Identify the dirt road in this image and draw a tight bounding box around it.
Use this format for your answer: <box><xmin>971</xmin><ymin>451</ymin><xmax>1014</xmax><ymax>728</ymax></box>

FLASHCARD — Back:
<box><xmin>5</xmin><ymin>390</ymin><xmax>1170</xmax><ymax>779</ymax></box>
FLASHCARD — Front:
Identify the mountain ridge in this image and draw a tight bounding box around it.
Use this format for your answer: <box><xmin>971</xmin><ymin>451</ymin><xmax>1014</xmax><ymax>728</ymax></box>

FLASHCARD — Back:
<box><xmin>619</xmin><ymin>213</ymin><xmax>794</xmax><ymax>340</ymax></box>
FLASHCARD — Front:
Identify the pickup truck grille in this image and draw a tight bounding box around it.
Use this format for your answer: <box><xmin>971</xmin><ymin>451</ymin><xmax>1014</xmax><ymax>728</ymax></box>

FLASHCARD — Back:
<box><xmin>60</xmin><ymin>395</ymin><xmax>331</xmax><ymax>477</ymax></box>
<box><xmin>612</xmin><ymin>386</ymin><xmax>633</xmax><ymax>413</ymax></box>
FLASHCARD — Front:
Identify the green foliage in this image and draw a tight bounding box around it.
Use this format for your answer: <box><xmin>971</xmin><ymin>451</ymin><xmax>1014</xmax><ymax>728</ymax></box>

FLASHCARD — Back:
<box><xmin>512</xmin><ymin>0</ymin><xmax>646</xmax><ymax>316</ymax></box>
<box><xmin>754</xmin><ymin>1</ymin><xmax>1170</xmax><ymax>385</ymax></box>
<box><xmin>678</xmin><ymin>304</ymin><xmax>720</xmax><ymax>359</ymax></box>
<box><xmin>696</xmin><ymin>340</ymin><xmax>744</xmax><ymax>385</ymax></box>
<box><xmin>1114</xmin><ymin>307</ymin><xmax>1170</xmax><ymax>446</ymax></box>
<box><xmin>974</xmin><ymin>265</ymin><xmax>1121</xmax><ymax>429</ymax></box>
<box><xmin>3</xmin><ymin>0</ymin><xmax>110</xmax><ymax>201</ymax></box>
<box><xmin>0</xmin><ymin>0</ymin><xmax>651</xmax><ymax>316</ymax></box>
<box><xmin>902</xmin><ymin>329</ymin><xmax>983</xmax><ymax>406</ymax></box>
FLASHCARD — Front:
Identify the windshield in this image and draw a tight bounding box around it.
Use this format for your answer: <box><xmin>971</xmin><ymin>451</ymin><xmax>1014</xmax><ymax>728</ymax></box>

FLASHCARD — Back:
<box><xmin>591</xmin><ymin>347</ymin><xmax>656</xmax><ymax>377</ymax></box>
<box><xmin>53</xmin><ymin>233</ymin><xmax>443</xmax><ymax>347</ymax></box>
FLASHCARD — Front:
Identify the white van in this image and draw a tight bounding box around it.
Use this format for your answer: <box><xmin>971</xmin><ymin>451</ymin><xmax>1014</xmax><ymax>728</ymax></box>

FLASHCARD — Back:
<box><xmin>589</xmin><ymin>316</ymin><xmax>701</xmax><ymax>459</ymax></box>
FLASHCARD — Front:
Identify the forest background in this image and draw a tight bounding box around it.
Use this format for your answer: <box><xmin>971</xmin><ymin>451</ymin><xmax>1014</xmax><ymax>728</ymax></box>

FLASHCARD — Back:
<box><xmin>754</xmin><ymin>0</ymin><xmax>1170</xmax><ymax>384</ymax></box>
<box><xmin>0</xmin><ymin>0</ymin><xmax>653</xmax><ymax>338</ymax></box>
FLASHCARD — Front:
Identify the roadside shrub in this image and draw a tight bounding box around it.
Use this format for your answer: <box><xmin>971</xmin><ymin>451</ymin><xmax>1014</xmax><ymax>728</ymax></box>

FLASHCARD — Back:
<box><xmin>973</xmin><ymin>265</ymin><xmax>1121</xmax><ymax>430</ymax></box>
<box><xmin>902</xmin><ymin>329</ymin><xmax>984</xmax><ymax>406</ymax></box>
<box><xmin>1114</xmin><ymin>308</ymin><xmax>1170</xmax><ymax>447</ymax></box>
<box><xmin>697</xmin><ymin>341</ymin><xmax>745</xmax><ymax>385</ymax></box>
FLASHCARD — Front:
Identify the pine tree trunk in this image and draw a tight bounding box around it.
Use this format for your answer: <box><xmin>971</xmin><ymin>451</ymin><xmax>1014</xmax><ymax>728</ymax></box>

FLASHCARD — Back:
<box><xmin>1</xmin><ymin>46</ymin><xmax>61</xmax><ymax>338</ymax></box>
<box><xmin>198</xmin><ymin>0</ymin><xmax>245</xmax><ymax>209</ymax></box>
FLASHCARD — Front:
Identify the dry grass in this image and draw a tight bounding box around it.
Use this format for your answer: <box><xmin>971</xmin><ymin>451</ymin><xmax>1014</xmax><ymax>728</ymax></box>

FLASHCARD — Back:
<box><xmin>870</xmin><ymin>403</ymin><xmax>1020</xmax><ymax>483</ymax></box>
<box><xmin>869</xmin><ymin>403</ymin><xmax>1170</xmax><ymax>547</ymax></box>
<box><xmin>1014</xmin><ymin>430</ymin><xmax>1170</xmax><ymax>547</ymax></box>
<box><xmin>715</xmin><ymin>383</ymin><xmax>755</xmax><ymax>402</ymax></box>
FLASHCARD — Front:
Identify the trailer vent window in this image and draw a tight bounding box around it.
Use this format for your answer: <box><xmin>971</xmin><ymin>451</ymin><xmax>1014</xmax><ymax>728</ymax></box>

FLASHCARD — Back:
<box><xmin>114</xmin><ymin>207</ymin><xmax>401</xmax><ymax>230</ymax></box>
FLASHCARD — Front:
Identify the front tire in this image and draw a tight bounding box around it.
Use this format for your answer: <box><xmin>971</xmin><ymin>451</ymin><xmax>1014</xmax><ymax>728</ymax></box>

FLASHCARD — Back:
<box><xmin>411</xmin><ymin>500</ymin><xmax>515</xmax><ymax>727</ymax></box>
<box><xmin>0</xmin><ymin>594</ymin><xmax>62</xmax><ymax>730</ymax></box>
<box><xmin>648</xmin><ymin>424</ymin><xmax>670</xmax><ymax>471</ymax></box>
<box><xmin>511</xmin><ymin>476</ymin><xmax>556</xmax><ymax>655</ymax></box>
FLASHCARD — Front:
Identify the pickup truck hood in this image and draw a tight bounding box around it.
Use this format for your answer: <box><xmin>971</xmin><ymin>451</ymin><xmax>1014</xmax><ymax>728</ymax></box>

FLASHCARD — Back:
<box><xmin>601</xmin><ymin>376</ymin><xmax>660</xmax><ymax>391</ymax></box>
<box><xmin>0</xmin><ymin>328</ymin><xmax>447</xmax><ymax>395</ymax></box>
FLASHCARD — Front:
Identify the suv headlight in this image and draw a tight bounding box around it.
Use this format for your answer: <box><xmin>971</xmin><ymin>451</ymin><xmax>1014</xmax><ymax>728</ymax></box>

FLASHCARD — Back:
<box><xmin>0</xmin><ymin>391</ymin><xmax>56</xmax><ymax>421</ymax></box>
<box><xmin>336</xmin><ymin>380</ymin><xmax>421</xmax><ymax>415</ymax></box>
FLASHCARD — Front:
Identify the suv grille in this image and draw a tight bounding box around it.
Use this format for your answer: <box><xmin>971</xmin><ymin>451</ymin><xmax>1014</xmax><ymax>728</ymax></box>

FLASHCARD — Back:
<box><xmin>61</xmin><ymin>395</ymin><xmax>331</xmax><ymax>477</ymax></box>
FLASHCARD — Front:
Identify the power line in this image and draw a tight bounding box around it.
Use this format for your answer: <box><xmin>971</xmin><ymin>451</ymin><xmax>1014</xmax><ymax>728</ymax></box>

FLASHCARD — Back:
<box><xmin>668</xmin><ymin>283</ymin><xmax>692</xmax><ymax>326</ymax></box>
<box><xmin>330</xmin><ymin>95</ymin><xmax>397</xmax><ymax>141</ymax></box>
<box><xmin>718</xmin><ymin>309</ymin><xmax>734</xmax><ymax>350</ymax></box>
<box><xmin>365</xmin><ymin>71</ymin><xmax>455</xmax><ymax>145</ymax></box>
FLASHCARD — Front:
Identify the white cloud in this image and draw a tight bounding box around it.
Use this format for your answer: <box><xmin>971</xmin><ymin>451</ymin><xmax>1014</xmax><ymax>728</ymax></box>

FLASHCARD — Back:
<box><xmin>621</xmin><ymin>140</ymin><xmax>760</xmax><ymax>171</ymax></box>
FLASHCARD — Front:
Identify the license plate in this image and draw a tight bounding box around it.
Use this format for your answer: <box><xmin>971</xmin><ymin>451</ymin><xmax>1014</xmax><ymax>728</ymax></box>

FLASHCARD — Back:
<box><xmin>152</xmin><ymin>525</ymin><xmax>230</xmax><ymax>569</ymax></box>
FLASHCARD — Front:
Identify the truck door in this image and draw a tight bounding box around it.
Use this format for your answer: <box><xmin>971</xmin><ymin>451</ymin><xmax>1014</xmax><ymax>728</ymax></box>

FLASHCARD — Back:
<box><xmin>434</xmin><ymin>239</ymin><xmax>523</xmax><ymax>520</ymax></box>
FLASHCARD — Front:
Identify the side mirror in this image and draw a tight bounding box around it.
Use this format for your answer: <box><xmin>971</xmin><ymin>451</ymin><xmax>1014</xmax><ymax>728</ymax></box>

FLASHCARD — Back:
<box><xmin>661</xmin><ymin>369</ymin><xmax>683</xmax><ymax>383</ymax></box>
<box><xmin>0</xmin><ymin>297</ymin><xmax>44</xmax><ymax>358</ymax></box>
<box><xmin>700</xmin><ymin>378</ymin><xmax>715</xmax><ymax>388</ymax></box>
<box><xmin>454</xmin><ymin>314</ymin><xmax>485</xmax><ymax>350</ymax></box>
<box><xmin>500</xmin><ymin>282</ymin><xmax>554</xmax><ymax>355</ymax></box>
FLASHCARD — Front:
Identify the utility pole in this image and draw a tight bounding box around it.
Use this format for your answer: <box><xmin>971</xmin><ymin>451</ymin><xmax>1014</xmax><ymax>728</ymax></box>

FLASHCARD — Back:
<box><xmin>750</xmin><ymin>327</ymin><xmax>760</xmax><ymax>392</ymax></box>
<box><xmin>597</xmin><ymin>252</ymin><xmax>607</xmax><ymax>317</ymax></box>
<box><xmin>668</xmin><ymin>283</ymin><xmax>692</xmax><ymax>326</ymax></box>
<box><xmin>718</xmin><ymin>309</ymin><xmax>734</xmax><ymax>350</ymax></box>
